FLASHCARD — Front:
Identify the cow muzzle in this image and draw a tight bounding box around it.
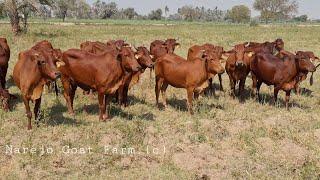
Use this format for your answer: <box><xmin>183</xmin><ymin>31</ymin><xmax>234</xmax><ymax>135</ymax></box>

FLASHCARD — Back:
<box><xmin>235</xmin><ymin>61</ymin><xmax>245</xmax><ymax>67</ymax></box>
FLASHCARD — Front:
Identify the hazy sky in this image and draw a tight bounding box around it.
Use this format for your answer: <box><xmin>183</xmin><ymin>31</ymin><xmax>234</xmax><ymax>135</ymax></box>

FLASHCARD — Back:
<box><xmin>87</xmin><ymin>0</ymin><xmax>320</xmax><ymax>19</ymax></box>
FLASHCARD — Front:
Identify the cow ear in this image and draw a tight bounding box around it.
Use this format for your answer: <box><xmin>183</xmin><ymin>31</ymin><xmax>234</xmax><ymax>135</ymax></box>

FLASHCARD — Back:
<box><xmin>243</xmin><ymin>42</ymin><xmax>249</xmax><ymax>46</ymax></box>
<box><xmin>175</xmin><ymin>43</ymin><xmax>181</xmax><ymax>48</ymax></box>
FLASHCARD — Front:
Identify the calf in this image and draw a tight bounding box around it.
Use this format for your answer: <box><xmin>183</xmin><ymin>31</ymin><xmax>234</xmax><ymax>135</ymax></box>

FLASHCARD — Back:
<box><xmin>155</xmin><ymin>52</ymin><xmax>224</xmax><ymax>114</ymax></box>
<box><xmin>149</xmin><ymin>38</ymin><xmax>180</xmax><ymax>78</ymax></box>
<box><xmin>31</xmin><ymin>40</ymin><xmax>63</xmax><ymax>95</ymax></box>
<box><xmin>250</xmin><ymin>50</ymin><xmax>316</xmax><ymax>109</ymax></box>
<box><xmin>294</xmin><ymin>51</ymin><xmax>319</xmax><ymax>94</ymax></box>
<box><xmin>187</xmin><ymin>43</ymin><xmax>225</xmax><ymax>92</ymax></box>
<box><xmin>59</xmin><ymin>47</ymin><xmax>141</xmax><ymax>121</ymax></box>
<box><xmin>225</xmin><ymin>42</ymin><xmax>255</xmax><ymax>100</ymax></box>
<box><xmin>13</xmin><ymin>49</ymin><xmax>61</xmax><ymax>130</ymax></box>
<box><xmin>118</xmin><ymin>46</ymin><xmax>154</xmax><ymax>106</ymax></box>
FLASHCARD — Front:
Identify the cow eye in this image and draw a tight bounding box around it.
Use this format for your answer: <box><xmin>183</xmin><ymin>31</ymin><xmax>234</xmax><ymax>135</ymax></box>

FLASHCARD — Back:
<box><xmin>41</xmin><ymin>61</ymin><xmax>46</xmax><ymax>64</ymax></box>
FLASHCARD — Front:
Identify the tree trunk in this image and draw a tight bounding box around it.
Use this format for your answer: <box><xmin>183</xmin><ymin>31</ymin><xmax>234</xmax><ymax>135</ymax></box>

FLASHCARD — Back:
<box><xmin>23</xmin><ymin>14</ymin><xmax>28</xmax><ymax>33</ymax></box>
<box><xmin>7</xmin><ymin>0</ymin><xmax>21</xmax><ymax>35</ymax></box>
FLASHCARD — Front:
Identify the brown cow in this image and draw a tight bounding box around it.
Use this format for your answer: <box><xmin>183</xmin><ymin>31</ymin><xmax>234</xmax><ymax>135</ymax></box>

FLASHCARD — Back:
<box><xmin>59</xmin><ymin>47</ymin><xmax>141</xmax><ymax>121</ymax></box>
<box><xmin>149</xmin><ymin>38</ymin><xmax>180</xmax><ymax>78</ymax></box>
<box><xmin>155</xmin><ymin>52</ymin><xmax>224</xmax><ymax>114</ymax></box>
<box><xmin>150</xmin><ymin>38</ymin><xmax>180</xmax><ymax>61</ymax></box>
<box><xmin>250</xmin><ymin>50</ymin><xmax>316</xmax><ymax>109</ymax></box>
<box><xmin>248</xmin><ymin>38</ymin><xmax>284</xmax><ymax>55</ymax></box>
<box><xmin>293</xmin><ymin>51</ymin><xmax>319</xmax><ymax>94</ymax></box>
<box><xmin>0</xmin><ymin>38</ymin><xmax>10</xmax><ymax>111</ymax></box>
<box><xmin>0</xmin><ymin>38</ymin><xmax>10</xmax><ymax>89</ymax></box>
<box><xmin>13</xmin><ymin>49</ymin><xmax>62</xmax><ymax>130</ymax></box>
<box><xmin>225</xmin><ymin>42</ymin><xmax>255</xmax><ymax>100</ymax></box>
<box><xmin>187</xmin><ymin>43</ymin><xmax>225</xmax><ymax>92</ymax></box>
<box><xmin>31</xmin><ymin>40</ymin><xmax>63</xmax><ymax>95</ymax></box>
<box><xmin>118</xmin><ymin>46</ymin><xmax>154</xmax><ymax>106</ymax></box>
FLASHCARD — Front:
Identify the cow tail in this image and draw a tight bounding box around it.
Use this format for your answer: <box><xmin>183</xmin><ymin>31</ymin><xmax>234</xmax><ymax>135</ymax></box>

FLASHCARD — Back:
<box><xmin>310</xmin><ymin>73</ymin><xmax>314</xmax><ymax>86</ymax></box>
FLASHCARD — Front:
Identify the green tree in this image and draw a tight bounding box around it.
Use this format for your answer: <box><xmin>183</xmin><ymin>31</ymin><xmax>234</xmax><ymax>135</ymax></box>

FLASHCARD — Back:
<box><xmin>293</xmin><ymin>14</ymin><xmax>308</xmax><ymax>22</ymax></box>
<box><xmin>254</xmin><ymin>0</ymin><xmax>298</xmax><ymax>23</ymax></box>
<box><xmin>226</xmin><ymin>5</ymin><xmax>251</xmax><ymax>23</ymax></box>
<box><xmin>54</xmin><ymin>0</ymin><xmax>76</xmax><ymax>22</ymax></box>
<box><xmin>75</xmin><ymin>0</ymin><xmax>91</xmax><ymax>19</ymax></box>
<box><xmin>148</xmin><ymin>8</ymin><xmax>162</xmax><ymax>20</ymax></box>
<box><xmin>122</xmin><ymin>8</ymin><xmax>136</xmax><ymax>19</ymax></box>
<box><xmin>2</xmin><ymin>0</ymin><xmax>52</xmax><ymax>34</ymax></box>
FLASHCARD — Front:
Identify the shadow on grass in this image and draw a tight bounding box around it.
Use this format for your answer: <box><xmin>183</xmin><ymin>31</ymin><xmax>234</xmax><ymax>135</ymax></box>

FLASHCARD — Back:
<box><xmin>78</xmin><ymin>102</ymin><xmax>155</xmax><ymax>121</ymax></box>
<box><xmin>45</xmin><ymin>100</ymin><xmax>84</xmax><ymax>127</ymax></box>
<box><xmin>297</xmin><ymin>88</ymin><xmax>313</xmax><ymax>97</ymax></box>
<box><xmin>254</xmin><ymin>91</ymin><xmax>311</xmax><ymax>109</ymax></box>
<box><xmin>9</xmin><ymin>93</ymin><xmax>22</xmax><ymax>111</ymax></box>
<box><xmin>166</xmin><ymin>95</ymin><xmax>225</xmax><ymax>113</ymax></box>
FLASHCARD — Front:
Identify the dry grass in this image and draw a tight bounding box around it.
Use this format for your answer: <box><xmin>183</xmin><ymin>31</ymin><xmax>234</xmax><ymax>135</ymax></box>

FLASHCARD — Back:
<box><xmin>0</xmin><ymin>22</ymin><xmax>320</xmax><ymax>179</ymax></box>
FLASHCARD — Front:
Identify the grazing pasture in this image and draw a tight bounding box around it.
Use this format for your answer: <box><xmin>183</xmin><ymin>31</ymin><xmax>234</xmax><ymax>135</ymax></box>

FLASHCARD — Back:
<box><xmin>0</xmin><ymin>21</ymin><xmax>320</xmax><ymax>179</ymax></box>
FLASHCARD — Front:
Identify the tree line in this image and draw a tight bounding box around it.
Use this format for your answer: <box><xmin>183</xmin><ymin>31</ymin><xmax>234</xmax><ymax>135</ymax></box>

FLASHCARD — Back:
<box><xmin>0</xmin><ymin>0</ymin><xmax>310</xmax><ymax>35</ymax></box>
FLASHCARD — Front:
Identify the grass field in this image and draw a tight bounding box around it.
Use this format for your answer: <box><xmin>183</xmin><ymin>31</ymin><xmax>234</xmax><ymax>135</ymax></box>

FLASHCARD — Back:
<box><xmin>0</xmin><ymin>21</ymin><xmax>320</xmax><ymax>179</ymax></box>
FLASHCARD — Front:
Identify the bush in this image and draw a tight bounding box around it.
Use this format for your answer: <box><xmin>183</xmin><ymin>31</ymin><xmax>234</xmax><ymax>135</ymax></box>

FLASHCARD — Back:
<box><xmin>250</xmin><ymin>20</ymin><xmax>259</xmax><ymax>27</ymax></box>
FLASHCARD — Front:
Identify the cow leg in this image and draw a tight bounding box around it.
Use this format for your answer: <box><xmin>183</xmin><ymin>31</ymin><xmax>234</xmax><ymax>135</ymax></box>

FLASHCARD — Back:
<box><xmin>22</xmin><ymin>96</ymin><xmax>32</xmax><ymax>130</ymax></box>
<box><xmin>123</xmin><ymin>85</ymin><xmax>129</xmax><ymax>107</ymax></box>
<box><xmin>219</xmin><ymin>74</ymin><xmax>224</xmax><ymax>91</ymax></box>
<box><xmin>209</xmin><ymin>78</ymin><xmax>213</xmax><ymax>93</ymax></box>
<box><xmin>273</xmin><ymin>86</ymin><xmax>280</xmax><ymax>105</ymax></box>
<box><xmin>295</xmin><ymin>81</ymin><xmax>301</xmax><ymax>95</ymax></box>
<box><xmin>155</xmin><ymin>77</ymin><xmax>163</xmax><ymax>108</ymax></box>
<box><xmin>285</xmin><ymin>90</ymin><xmax>291</xmax><ymax>110</ymax></box>
<box><xmin>187</xmin><ymin>88</ymin><xmax>194</xmax><ymax>115</ymax></box>
<box><xmin>98</xmin><ymin>92</ymin><xmax>106</xmax><ymax>121</ymax></box>
<box><xmin>61</xmin><ymin>76</ymin><xmax>75</xmax><ymax>115</ymax></box>
<box><xmin>239</xmin><ymin>78</ymin><xmax>246</xmax><ymax>102</ymax></box>
<box><xmin>228</xmin><ymin>74</ymin><xmax>235</xmax><ymax>97</ymax></box>
<box><xmin>251</xmin><ymin>73</ymin><xmax>257</xmax><ymax>97</ymax></box>
<box><xmin>161</xmin><ymin>82</ymin><xmax>169</xmax><ymax>108</ymax></box>
<box><xmin>117</xmin><ymin>85</ymin><xmax>124</xmax><ymax>106</ymax></box>
<box><xmin>104</xmin><ymin>94</ymin><xmax>111</xmax><ymax>120</ymax></box>
<box><xmin>256</xmin><ymin>80</ymin><xmax>262</xmax><ymax>102</ymax></box>
<box><xmin>34</xmin><ymin>97</ymin><xmax>42</xmax><ymax>125</ymax></box>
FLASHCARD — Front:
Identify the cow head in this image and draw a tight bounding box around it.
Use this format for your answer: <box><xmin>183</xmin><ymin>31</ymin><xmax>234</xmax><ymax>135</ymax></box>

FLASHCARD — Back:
<box><xmin>233</xmin><ymin>42</ymin><xmax>249</xmax><ymax>67</ymax></box>
<box><xmin>0</xmin><ymin>88</ymin><xmax>10</xmax><ymax>112</ymax></box>
<box><xmin>296</xmin><ymin>51</ymin><xmax>319</xmax><ymax>61</ymax></box>
<box><xmin>202</xmin><ymin>50</ymin><xmax>225</xmax><ymax>74</ymax></box>
<box><xmin>32</xmin><ymin>51</ymin><xmax>61</xmax><ymax>80</ymax></box>
<box><xmin>295</xmin><ymin>53</ymin><xmax>316</xmax><ymax>72</ymax></box>
<box><xmin>134</xmin><ymin>46</ymin><xmax>154</xmax><ymax>68</ymax></box>
<box><xmin>274</xmin><ymin>38</ymin><xmax>284</xmax><ymax>51</ymax></box>
<box><xmin>107</xmin><ymin>40</ymin><xmax>130</xmax><ymax>51</ymax></box>
<box><xmin>118</xmin><ymin>47</ymin><xmax>141</xmax><ymax>72</ymax></box>
<box><xmin>164</xmin><ymin>39</ymin><xmax>180</xmax><ymax>53</ymax></box>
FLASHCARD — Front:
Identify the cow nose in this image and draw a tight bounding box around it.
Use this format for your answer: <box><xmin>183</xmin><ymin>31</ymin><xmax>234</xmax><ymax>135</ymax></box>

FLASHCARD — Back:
<box><xmin>55</xmin><ymin>72</ymin><xmax>61</xmax><ymax>79</ymax></box>
<box><xmin>236</xmin><ymin>61</ymin><xmax>245</xmax><ymax>66</ymax></box>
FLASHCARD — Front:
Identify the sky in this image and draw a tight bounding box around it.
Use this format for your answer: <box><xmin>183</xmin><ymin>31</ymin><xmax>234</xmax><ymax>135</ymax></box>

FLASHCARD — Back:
<box><xmin>87</xmin><ymin>0</ymin><xmax>320</xmax><ymax>19</ymax></box>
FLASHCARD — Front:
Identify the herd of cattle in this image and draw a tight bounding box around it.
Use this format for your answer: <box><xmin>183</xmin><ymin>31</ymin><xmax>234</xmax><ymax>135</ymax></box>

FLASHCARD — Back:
<box><xmin>0</xmin><ymin>37</ymin><xmax>319</xmax><ymax>130</ymax></box>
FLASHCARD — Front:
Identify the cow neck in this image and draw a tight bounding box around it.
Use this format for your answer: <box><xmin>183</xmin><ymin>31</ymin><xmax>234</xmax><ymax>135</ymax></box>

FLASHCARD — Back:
<box><xmin>201</xmin><ymin>59</ymin><xmax>209</xmax><ymax>80</ymax></box>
